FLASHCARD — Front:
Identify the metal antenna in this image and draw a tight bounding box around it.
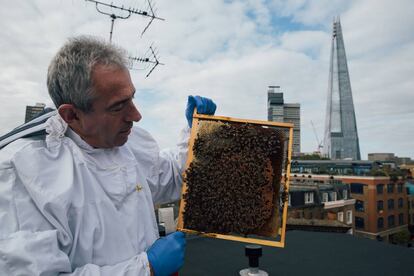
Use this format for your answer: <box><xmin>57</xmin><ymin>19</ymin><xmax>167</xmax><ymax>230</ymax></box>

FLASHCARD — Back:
<box><xmin>141</xmin><ymin>0</ymin><xmax>158</xmax><ymax>36</ymax></box>
<box><xmin>85</xmin><ymin>0</ymin><xmax>165</xmax><ymax>42</ymax></box>
<box><xmin>129</xmin><ymin>43</ymin><xmax>164</xmax><ymax>77</ymax></box>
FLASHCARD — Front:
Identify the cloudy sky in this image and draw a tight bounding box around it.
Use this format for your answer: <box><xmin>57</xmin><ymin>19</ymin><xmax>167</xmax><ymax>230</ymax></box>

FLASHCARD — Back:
<box><xmin>1</xmin><ymin>0</ymin><xmax>413</xmax><ymax>159</ymax></box>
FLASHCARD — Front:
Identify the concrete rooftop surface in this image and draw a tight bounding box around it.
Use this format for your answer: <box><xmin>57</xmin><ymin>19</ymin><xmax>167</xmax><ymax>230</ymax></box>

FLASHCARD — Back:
<box><xmin>181</xmin><ymin>230</ymin><xmax>414</xmax><ymax>275</ymax></box>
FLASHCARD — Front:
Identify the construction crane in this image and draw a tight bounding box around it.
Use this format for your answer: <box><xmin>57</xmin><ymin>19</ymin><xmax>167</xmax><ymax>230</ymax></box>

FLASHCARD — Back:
<box><xmin>310</xmin><ymin>120</ymin><xmax>323</xmax><ymax>153</ymax></box>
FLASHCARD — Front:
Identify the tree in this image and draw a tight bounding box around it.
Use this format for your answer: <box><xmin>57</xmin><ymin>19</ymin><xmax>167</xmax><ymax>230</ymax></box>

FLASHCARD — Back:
<box><xmin>369</xmin><ymin>169</ymin><xmax>387</xmax><ymax>176</ymax></box>
<box><xmin>391</xmin><ymin>230</ymin><xmax>411</xmax><ymax>245</ymax></box>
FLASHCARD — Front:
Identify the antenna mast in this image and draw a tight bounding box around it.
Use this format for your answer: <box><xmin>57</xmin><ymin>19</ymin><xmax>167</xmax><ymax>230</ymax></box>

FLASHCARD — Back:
<box><xmin>85</xmin><ymin>0</ymin><xmax>165</xmax><ymax>42</ymax></box>
<box><xmin>85</xmin><ymin>0</ymin><xmax>166</xmax><ymax>77</ymax></box>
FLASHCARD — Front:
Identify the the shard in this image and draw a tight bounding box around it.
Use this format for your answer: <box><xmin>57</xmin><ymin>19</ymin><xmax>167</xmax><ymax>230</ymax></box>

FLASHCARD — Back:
<box><xmin>323</xmin><ymin>17</ymin><xmax>361</xmax><ymax>160</ymax></box>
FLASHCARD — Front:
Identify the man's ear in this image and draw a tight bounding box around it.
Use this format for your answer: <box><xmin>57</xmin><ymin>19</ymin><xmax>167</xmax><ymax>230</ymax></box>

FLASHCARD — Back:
<box><xmin>58</xmin><ymin>104</ymin><xmax>80</xmax><ymax>125</ymax></box>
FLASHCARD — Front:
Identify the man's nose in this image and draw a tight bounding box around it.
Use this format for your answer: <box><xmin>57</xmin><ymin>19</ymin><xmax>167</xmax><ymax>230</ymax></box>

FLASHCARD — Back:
<box><xmin>126</xmin><ymin>101</ymin><xmax>142</xmax><ymax>122</ymax></box>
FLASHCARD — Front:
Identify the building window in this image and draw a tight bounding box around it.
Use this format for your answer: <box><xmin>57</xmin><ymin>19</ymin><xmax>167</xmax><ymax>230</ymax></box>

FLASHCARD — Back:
<box><xmin>397</xmin><ymin>184</ymin><xmax>403</xmax><ymax>193</ymax></box>
<box><xmin>388</xmin><ymin>215</ymin><xmax>395</xmax><ymax>227</ymax></box>
<box><xmin>335</xmin><ymin>150</ymin><xmax>341</xmax><ymax>159</ymax></box>
<box><xmin>355</xmin><ymin>216</ymin><xmax>364</xmax><ymax>229</ymax></box>
<box><xmin>377</xmin><ymin>184</ymin><xmax>384</xmax><ymax>194</ymax></box>
<box><xmin>350</xmin><ymin>183</ymin><xmax>364</xmax><ymax>194</ymax></box>
<box><xmin>377</xmin><ymin>200</ymin><xmax>384</xmax><ymax>212</ymax></box>
<box><xmin>355</xmin><ymin>200</ymin><xmax>364</xmax><ymax>212</ymax></box>
<box><xmin>398</xmin><ymin>198</ymin><xmax>403</xmax><ymax>208</ymax></box>
<box><xmin>346</xmin><ymin>210</ymin><xmax>353</xmax><ymax>224</ymax></box>
<box><xmin>304</xmin><ymin>192</ymin><xmax>314</xmax><ymax>204</ymax></box>
<box><xmin>330</xmin><ymin>191</ymin><xmax>337</xmax><ymax>201</ymax></box>
<box><xmin>322</xmin><ymin>192</ymin><xmax>328</xmax><ymax>203</ymax></box>
<box><xmin>343</xmin><ymin>189</ymin><xmax>348</xmax><ymax>199</ymax></box>
<box><xmin>399</xmin><ymin>213</ymin><xmax>404</xmax><ymax>225</ymax></box>
<box><xmin>388</xmin><ymin>199</ymin><xmax>394</xmax><ymax>210</ymax></box>
<box><xmin>338</xmin><ymin>212</ymin><xmax>344</xmax><ymax>222</ymax></box>
<box><xmin>288</xmin><ymin>194</ymin><xmax>291</xmax><ymax>206</ymax></box>
<box><xmin>387</xmin><ymin>184</ymin><xmax>394</xmax><ymax>193</ymax></box>
<box><xmin>377</xmin><ymin>217</ymin><xmax>384</xmax><ymax>229</ymax></box>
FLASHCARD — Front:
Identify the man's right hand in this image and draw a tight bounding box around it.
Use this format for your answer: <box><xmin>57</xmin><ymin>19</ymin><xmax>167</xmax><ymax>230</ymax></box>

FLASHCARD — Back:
<box><xmin>147</xmin><ymin>231</ymin><xmax>186</xmax><ymax>276</ymax></box>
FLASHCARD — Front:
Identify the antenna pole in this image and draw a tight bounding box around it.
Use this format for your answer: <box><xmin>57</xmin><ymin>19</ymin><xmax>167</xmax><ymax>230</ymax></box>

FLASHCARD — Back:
<box><xmin>109</xmin><ymin>14</ymin><xmax>115</xmax><ymax>43</ymax></box>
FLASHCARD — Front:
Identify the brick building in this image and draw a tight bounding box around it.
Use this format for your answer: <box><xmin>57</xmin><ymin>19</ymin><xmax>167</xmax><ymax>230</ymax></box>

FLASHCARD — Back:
<box><xmin>406</xmin><ymin>182</ymin><xmax>414</xmax><ymax>233</ymax></box>
<box><xmin>310</xmin><ymin>175</ymin><xmax>408</xmax><ymax>241</ymax></box>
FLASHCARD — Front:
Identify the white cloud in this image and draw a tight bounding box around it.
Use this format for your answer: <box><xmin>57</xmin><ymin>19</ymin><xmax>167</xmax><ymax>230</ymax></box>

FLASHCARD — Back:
<box><xmin>270</xmin><ymin>0</ymin><xmax>354</xmax><ymax>26</ymax></box>
<box><xmin>0</xmin><ymin>0</ymin><xmax>413</xmax><ymax>159</ymax></box>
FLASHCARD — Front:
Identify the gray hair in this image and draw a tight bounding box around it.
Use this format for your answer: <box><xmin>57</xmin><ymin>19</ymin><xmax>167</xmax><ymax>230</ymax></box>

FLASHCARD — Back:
<box><xmin>47</xmin><ymin>36</ymin><xmax>129</xmax><ymax>112</ymax></box>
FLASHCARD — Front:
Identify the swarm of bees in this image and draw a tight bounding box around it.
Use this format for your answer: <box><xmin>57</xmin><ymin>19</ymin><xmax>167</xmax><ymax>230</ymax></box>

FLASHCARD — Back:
<box><xmin>183</xmin><ymin>120</ymin><xmax>285</xmax><ymax>235</ymax></box>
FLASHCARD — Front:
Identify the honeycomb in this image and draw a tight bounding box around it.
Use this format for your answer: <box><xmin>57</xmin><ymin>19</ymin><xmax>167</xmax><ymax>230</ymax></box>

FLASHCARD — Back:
<box><xmin>183</xmin><ymin>120</ymin><xmax>285</xmax><ymax>236</ymax></box>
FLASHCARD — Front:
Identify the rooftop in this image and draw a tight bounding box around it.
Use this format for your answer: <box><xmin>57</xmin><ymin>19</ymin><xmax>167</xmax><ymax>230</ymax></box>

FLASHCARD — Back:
<box><xmin>181</xmin><ymin>230</ymin><xmax>414</xmax><ymax>275</ymax></box>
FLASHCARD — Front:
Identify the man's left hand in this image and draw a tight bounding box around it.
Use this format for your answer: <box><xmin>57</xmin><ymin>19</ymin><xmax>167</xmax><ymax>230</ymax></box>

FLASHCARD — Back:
<box><xmin>185</xmin><ymin>95</ymin><xmax>216</xmax><ymax>127</ymax></box>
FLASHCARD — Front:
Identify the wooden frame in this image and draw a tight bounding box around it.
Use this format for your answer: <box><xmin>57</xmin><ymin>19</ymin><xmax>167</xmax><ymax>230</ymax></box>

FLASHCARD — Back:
<box><xmin>177</xmin><ymin>113</ymin><xmax>293</xmax><ymax>248</ymax></box>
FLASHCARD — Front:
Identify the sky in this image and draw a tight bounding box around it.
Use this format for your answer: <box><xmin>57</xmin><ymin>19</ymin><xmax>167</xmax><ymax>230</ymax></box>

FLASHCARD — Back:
<box><xmin>0</xmin><ymin>0</ymin><xmax>413</xmax><ymax>159</ymax></box>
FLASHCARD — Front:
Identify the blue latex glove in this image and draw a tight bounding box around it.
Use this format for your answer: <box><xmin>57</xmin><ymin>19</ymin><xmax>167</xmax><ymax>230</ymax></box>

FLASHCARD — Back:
<box><xmin>147</xmin><ymin>231</ymin><xmax>186</xmax><ymax>276</ymax></box>
<box><xmin>185</xmin><ymin>95</ymin><xmax>217</xmax><ymax>127</ymax></box>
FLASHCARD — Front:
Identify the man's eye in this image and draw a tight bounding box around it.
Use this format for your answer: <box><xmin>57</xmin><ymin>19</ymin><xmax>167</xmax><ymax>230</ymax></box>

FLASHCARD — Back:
<box><xmin>111</xmin><ymin>103</ymin><xmax>124</xmax><ymax>112</ymax></box>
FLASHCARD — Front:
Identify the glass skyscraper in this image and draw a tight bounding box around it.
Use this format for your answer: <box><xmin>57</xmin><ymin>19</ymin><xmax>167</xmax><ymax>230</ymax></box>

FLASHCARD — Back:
<box><xmin>323</xmin><ymin>17</ymin><xmax>361</xmax><ymax>160</ymax></box>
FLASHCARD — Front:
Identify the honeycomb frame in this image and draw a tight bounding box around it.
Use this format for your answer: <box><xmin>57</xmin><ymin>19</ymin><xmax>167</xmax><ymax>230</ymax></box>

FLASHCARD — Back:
<box><xmin>177</xmin><ymin>112</ymin><xmax>293</xmax><ymax>248</ymax></box>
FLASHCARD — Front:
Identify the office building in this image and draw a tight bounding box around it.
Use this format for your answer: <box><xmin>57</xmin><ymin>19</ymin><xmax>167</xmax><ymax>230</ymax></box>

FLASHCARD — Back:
<box><xmin>368</xmin><ymin>153</ymin><xmax>413</xmax><ymax>166</ymax></box>
<box><xmin>368</xmin><ymin>153</ymin><xmax>395</xmax><ymax>161</ymax></box>
<box><xmin>323</xmin><ymin>17</ymin><xmax>361</xmax><ymax>160</ymax></box>
<box><xmin>25</xmin><ymin>103</ymin><xmax>46</xmax><ymax>123</ymax></box>
<box><xmin>267</xmin><ymin>86</ymin><xmax>301</xmax><ymax>156</ymax></box>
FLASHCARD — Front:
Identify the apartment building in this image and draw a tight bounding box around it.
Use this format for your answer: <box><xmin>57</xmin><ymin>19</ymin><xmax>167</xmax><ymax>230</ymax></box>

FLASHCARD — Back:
<box><xmin>286</xmin><ymin>176</ymin><xmax>355</xmax><ymax>233</ymax></box>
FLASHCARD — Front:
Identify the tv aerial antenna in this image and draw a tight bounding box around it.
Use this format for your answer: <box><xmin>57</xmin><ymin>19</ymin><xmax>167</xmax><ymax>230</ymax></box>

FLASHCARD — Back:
<box><xmin>129</xmin><ymin>44</ymin><xmax>164</xmax><ymax>78</ymax></box>
<box><xmin>85</xmin><ymin>0</ymin><xmax>165</xmax><ymax>42</ymax></box>
<box><xmin>85</xmin><ymin>0</ymin><xmax>165</xmax><ymax>77</ymax></box>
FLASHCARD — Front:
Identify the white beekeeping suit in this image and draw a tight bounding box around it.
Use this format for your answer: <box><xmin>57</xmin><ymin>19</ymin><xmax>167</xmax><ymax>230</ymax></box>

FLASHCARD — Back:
<box><xmin>0</xmin><ymin>113</ymin><xmax>189</xmax><ymax>275</ymax></box>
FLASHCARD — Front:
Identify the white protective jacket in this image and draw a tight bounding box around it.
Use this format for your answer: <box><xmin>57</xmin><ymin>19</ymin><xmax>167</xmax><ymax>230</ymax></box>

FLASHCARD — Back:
<box><xmin>0</xmin><ymin>114</ymin><xmax>189</xmax><ymax>275</ymax></box>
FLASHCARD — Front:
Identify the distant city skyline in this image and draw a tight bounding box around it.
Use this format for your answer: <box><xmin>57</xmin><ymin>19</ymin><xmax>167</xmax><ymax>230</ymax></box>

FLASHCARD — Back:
<box><xmin>0</xmin><ymin>1</ymin><xmax>413</xmax><ymax>159</ymax></box>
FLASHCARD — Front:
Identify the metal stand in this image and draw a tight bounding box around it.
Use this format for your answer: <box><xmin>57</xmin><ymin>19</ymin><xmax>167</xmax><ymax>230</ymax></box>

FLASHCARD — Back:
<box><xmin>239</xmin><ymin>245</ymin><xmax>269</xmax><ymax>276</ymax></box>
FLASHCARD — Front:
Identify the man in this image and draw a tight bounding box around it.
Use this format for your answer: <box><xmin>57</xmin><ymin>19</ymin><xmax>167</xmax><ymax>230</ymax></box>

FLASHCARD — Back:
<box><xmin>0</xmin><ymin>36</ymin><xmax>216</xmax><ymax>275</ymax></box>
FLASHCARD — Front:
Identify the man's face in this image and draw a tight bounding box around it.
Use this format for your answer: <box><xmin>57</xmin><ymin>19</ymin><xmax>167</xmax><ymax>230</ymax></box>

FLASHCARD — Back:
<box><xmin>76</xmin><ymin>64</ymin><xmax>141</xmax><ymax>148</ymax></box>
